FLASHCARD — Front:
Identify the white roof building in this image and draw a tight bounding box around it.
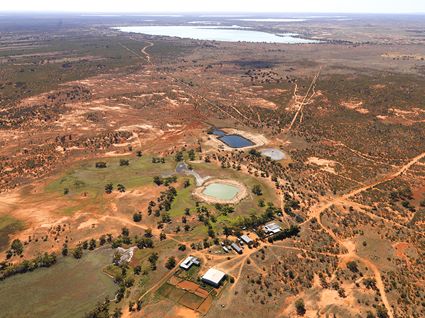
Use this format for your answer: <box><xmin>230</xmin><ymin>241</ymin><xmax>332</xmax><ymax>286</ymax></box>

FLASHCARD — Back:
<box><xmin>240</xmin><ymin>234</ymin><xmax>253</xmax><ymax>245</ymax></box>
<box><xmin>201</xmin><ymin>268</ymin><xmax>226</xmax><ymax>287</ymax></box>
<box><xmin>180</xmin><ymin>256</ymin><xmax>200</xmax><ymax>270</ymax></box>
<box><xmin>263</xmin><ymin>222</ymin><xmax>281</xmax><ymax>235</ymax></box>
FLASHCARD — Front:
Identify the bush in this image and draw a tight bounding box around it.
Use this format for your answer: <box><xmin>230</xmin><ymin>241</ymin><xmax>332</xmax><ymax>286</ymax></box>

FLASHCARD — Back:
<box><xmin>133</xmin><ymin>212</ymin><xmax>142</xmax><ymax>222</ymax></box>
<box><xmin>295</xmin><ymin>298</ymin><xmax>306</xmax><ymax>316</ymax></box>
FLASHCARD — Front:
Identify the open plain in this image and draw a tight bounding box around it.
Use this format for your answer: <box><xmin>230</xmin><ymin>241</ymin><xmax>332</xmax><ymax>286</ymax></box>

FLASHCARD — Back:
<box><xmin>0</xmin><ymin>13</ymin><xmax>424</xmax><ymax>318</ymax></box>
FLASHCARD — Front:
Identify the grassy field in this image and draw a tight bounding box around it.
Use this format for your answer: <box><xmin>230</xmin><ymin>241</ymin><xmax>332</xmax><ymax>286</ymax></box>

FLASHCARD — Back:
<box><xmin>0</xmin><ymin>248</ymin><xmax>116</xmax><ymax>318</ymax></box>
<box><xmin>0</xmin><ymin>215</ymin><xmax>24</xmax><ymax>251</ymax></box>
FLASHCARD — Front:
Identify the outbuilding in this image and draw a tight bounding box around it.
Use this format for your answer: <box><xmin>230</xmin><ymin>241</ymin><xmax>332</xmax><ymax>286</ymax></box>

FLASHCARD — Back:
<box><xmin>263</xmin><ymin>222</ymin><xmax>281</xmax><ymax>236</ymax></box>
<box><xmin>240</xmin><ymin>234</ymin><xmax>253</xmax><ymax>245</ymax></box>
<box><xmin>201</xmin><ymin>268</ymin><xmax>226</xmax><ymax>287</ymax></box>
<box><xmin>231</xmin><ymin>242</ymin><xmax>242</xmax><ymax>254</ymax></box>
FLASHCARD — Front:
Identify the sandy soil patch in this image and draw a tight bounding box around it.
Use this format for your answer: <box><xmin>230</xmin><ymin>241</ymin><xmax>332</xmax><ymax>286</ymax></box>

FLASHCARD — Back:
<box><xmin>193</xmin><ymin>179</ymin><xmax>247</xmax><ymax>204</ymax></box>
<box><xmin>245</xmin><ymin>97</ymin><xmax>278</xmax><ymax>110</ymax></box>
<box><xmin>341</xmin><ymin>100</ymin><xmax>369</xmax><ymax>114</ymax></box>
<box><xmin>307</xmin><ymin>157</ymin><xmax>338</xmax><ymax>174</ymax></box>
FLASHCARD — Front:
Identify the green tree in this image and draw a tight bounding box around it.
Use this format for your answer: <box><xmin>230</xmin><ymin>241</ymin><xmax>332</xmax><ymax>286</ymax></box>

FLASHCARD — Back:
<box><xmin>295</xmin><ymin>298</ymin><xmax>306</xmax><ymax>316</ymax></box>
<box><xmin>376</xmin><ymin>306</ymin><xmax>389</xmax><ymax>318</ymax></box>
<box><xmin>11</xmin><ymin>239</ymin><xmax>24</xmax><ymax>255</ymax></box>
<box><xmin>347</xmin><ymin>261</ymin><xmax>358</xmax><ymax>272</ymax></box>
<box><xmin>117</xmin><ymin>184</ymin><xmax>126</xmax><ymax>192</ymax></box>
<box><xmin>72</xmin><ymin>246</ymin><xmax>83</xmax><ymax>259</ymax></box>
<box><xmin>153</xmin><ymin>176</ymin><xmax>162</xmax><ymax>186</ymax></box>
<box><xmin>165</xmin><ymin>256</ymin><xmax>176</xmax><ymax>270</ymax></box>
<box><xmin>119</xmin><ymin>159</ymin><xmax>129</xmax><ymax>166</ymax></box>
<box><xmin>89</xmin><ymin>239</ymin><xmax>97</xmax><ymax>250</ymax></box>
<box><xmin>252</xmin><ymin>184</ymin><xmax>263</xmax><ymax>196</ymax></box>
<box><xmin>174</xmin><ymin>151</ymin><xmax>184</xmax><ymax>162</ymax></box>
<box><xmin>105</xmin><ymin>183</ymin><xmax>113</xmax><ymax>194</ymax></box>
<box><xmin>188</xmin><ymin>149</ymin><xmax>196</xmax><ymax>161</ymax></box>
<box><xmin>62</xmin><ymin>244</ymin><xmax>69</xmax><ymax>256</ymax></box>
<box><xmin>133</xmin><ymin>212</ymin><xmax>142</xmax><ymax>222</ymax></box>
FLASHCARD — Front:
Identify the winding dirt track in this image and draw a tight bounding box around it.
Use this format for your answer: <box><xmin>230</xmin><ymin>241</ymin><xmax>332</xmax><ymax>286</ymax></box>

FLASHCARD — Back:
<box><xmin>302</xmin><ymin>151</ymin><xmax>425</xmax><ymax>318</ymax></box>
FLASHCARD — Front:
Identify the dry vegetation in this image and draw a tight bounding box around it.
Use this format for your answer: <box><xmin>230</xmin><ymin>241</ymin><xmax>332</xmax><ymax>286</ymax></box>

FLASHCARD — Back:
<box><xmin>0</xmin><ymin>14</ymin><xmax>424</xmax><ymax>318</ymax></box>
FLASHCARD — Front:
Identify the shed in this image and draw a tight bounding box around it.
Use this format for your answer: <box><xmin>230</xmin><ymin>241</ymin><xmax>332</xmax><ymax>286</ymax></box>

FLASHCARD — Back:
<box><xmin>240</xmin><ymin>234</ymin><xmax>253</xmax><ymax>245</ymax></box>
<box><xmin>231</xmin><ymin>242</ymin><xmax>242</xmax><ymax>254</ymax></box>
<box><xmin>201</xmin><ymin>268</ymin><xmax>226</xmax><ymax>287</ymax></box>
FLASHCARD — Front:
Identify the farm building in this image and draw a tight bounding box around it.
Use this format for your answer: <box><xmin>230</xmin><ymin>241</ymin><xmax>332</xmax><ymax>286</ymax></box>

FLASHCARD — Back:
<box><xmin>180</xmin><ymin>256</ymin><xmax>200</xmax><ymax>270</ymax></box>
<box><xmin>201</xmin><ymin>268</ymin><xmax>226</xmax><ymax>288</ymax></box>
<box><xmin>231</xmin><ymin>242</ymin><xmax>242</xmax><ymax>254</ymax></box>
<box><xmin>240</xmin><ymin>234</ymin><xmax>253</xmax><ymax>245</ymax></box>
<box><xmin>263</xmin><ymin>222</ymin><xmax>281</xmax><ymax>235</ymax></box>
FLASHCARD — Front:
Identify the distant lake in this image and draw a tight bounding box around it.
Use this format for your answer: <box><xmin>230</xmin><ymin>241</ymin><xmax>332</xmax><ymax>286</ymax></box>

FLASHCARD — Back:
<box><xmin>113</xmin><ymin>25</ymin><xmax>321</xmax><ymax>44</ymax></box>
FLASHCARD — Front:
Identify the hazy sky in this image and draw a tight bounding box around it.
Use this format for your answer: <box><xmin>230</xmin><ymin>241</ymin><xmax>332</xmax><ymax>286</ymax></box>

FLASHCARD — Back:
<box><xmin>0</xmin><ymin>0</ymin><xmax>424</xmax><ymax>14</ymax></box>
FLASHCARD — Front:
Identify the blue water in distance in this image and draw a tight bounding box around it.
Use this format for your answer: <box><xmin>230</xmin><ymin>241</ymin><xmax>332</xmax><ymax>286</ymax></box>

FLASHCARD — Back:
<box><xmin>219</xmin><ymin>134</ymin><xmax>254</xmax><ymax>148</ymax></box>
<box><xmin>113</xmin><ymin>26</ymin><xmax>321</xmax><ymax>44</ymax></box>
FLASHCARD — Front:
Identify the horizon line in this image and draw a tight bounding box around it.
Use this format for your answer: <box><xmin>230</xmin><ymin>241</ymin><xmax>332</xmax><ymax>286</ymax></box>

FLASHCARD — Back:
<box><xmin>1</xmin><ymin>11</ymin><xmax>425</xmax><ymax>15</ymax></box>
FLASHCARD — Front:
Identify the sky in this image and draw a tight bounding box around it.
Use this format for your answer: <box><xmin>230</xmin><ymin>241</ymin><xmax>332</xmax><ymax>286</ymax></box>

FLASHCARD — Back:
<box><xmin>0</xmin><ymin>0</ymin><xmax>424</xmax><ymax>14</ymax></box>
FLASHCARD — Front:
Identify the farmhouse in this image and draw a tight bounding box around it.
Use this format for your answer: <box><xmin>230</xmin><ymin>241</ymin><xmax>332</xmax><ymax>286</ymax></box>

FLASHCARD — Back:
<box><xmin>240</xmin><ymin>234</ymin><xmax>253</xmax><ymax>245</ymax></box>
<box><xmin>180</xmin><ymin>256</ymin><xmax>200</xmax><ymax>270</ymax></box>
<box><xmin>201</xmin><ymin>268</ymin><xmax>226</xmax><ymax>288</ymax></box>
<box><xmin>263</xmin><ymin>222</ymin><xmax>281</xmax><ymax>236</ymax></box>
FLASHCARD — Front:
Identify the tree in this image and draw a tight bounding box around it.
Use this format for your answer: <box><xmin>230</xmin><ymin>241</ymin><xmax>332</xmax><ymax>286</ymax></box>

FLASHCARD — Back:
<box><xmin>145</xmin><ymin>228</ymin><xmax>153</xmax><ymax>237</ymax></box>
<box><xmin>105</xmin><ymin>183</ymin><xmax>113</xmax><ymax>194</ymax></box>
<box><xmin>136</xmin><ymin>150</ymin><xmax>143</xmax><ymax>157</ymax></box>
<box><xmin>174</xmin><ymin>151</ymin><xmax>183</xmax><ymax>162</ymax></box>
<box><xmin>117</xmin><ymin>184</ymin><xmax>126</xmax><ymax>192</ymax></box>
<box><xmin>73</xmin><ymin>246</ymin><xmax>83</xmax><ymax>259</ymax></box>
<box><xmin>95</xmin><ymin>162</ymin><xmax>107</xmax><ymax>168</ymax></box>
<box><xmin>347</xmin><ymin>261</ymin><xmax>358</xmax><ymax>272</ymax></box>
<box><xmin>295</xmin><ymin>298</ymin><xmax>306</xmax><ymax>316</ymax></box>
<box><xmin>89</xmin><ymin>239</ymin><xmax>97</xmax><ymax>250</ymax></box>
<box><xmin>122</xmin><ymin>227</ymin><xmax>130</xmax><ymax>237</ymax></box>
<box><xmin>148</xmin><ymin>252</ymin><xmax>158</xmax><ymax>270</ymax></box>
<box><xmin>188</xmin><ymin>149</ymin><xmax>196</xmax><ymax>161</ymax></box>
<box><xmin>223</xmin><ymin>226</ymin><xmax>232</xmax><ymax>237</ymax></box>
<box><xmin>376</xmin><ymin>306</ymin><xmax>389</xmax><ymax>318</ymax></box>
<box><xmin>165</xmin><ymin>256</ymin><xmax>176</xmax><ymax>269</ymax></box>
<box><xmin>160</xmin><ymin>232</ymin><xmax>167</xmax><ymax>241</ymax></box>
<box><xmin>133</xmin><ymin>212</ymin><xmax>142</xmax><ymax>222</ymax></box>
<box><xmin>153</xmin><ymin>176</ymin><xmax>162</xmax><ymax>186</ymax></box>
<box><xmin>11</xmin><ymin>239</ymin><xmax>24</xmax><ymax>255</ymax></box>
<box><xmin>62</xmin><ymin>244</ymin><xmax>68</xmax><ymax>256</ymax></box>
<box><xmin>63</xmin><ymin>188</ymin><xmax>69</xmax><ymax>195</ymax></box>
<box><xmin>119</xmin><ymin>159</ymin><xmax>129</xmax><ymax>166</ymax></box>
<box><xmin>183</xmin><ymin>179</ymin><xmax>190</xmax><ymax>188</ymax></box>
<box><xmin>363</xmin><ymin>278</ymin><xmax>376</xmax><ymax>289</ymax></box>
<box><xmin>134</xmin><ymin>265</ymin><xmax>142</xmax><ymax>275</ymax></box>
<box><xmin>258</xmin><ymin>199</ymin><xmax>265</xmax><ymax>207</ymax></box>
<box><xmin>252</xmin><ymin>184</ymin><xmax>263</xmax><ymax>196</ymax></box>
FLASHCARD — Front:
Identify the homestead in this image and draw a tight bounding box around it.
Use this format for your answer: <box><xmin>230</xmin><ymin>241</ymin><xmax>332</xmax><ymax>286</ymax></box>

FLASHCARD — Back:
<box><xmin>180</xmin><ymin>256</ymin><xmax>200</xmax><ymax>270</ymax></box>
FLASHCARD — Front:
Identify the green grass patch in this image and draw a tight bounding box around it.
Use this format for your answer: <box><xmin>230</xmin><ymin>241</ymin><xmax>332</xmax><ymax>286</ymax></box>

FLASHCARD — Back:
<box><xmin>0</xmin><ymin>215</ymin><xmax>24</xmax><ymax>251</ymax></box>
<box><xmin>0</xmin><ymin>248</ymin><xmax>116</xmax><ymax>318</ymax></box>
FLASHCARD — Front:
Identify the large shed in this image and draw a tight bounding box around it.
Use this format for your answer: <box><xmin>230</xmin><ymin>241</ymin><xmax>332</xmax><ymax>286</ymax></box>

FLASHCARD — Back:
<box><xmin>201</xmin><ymin>268</ymin><xmax>226</xmax><ymax>287</ymax></box>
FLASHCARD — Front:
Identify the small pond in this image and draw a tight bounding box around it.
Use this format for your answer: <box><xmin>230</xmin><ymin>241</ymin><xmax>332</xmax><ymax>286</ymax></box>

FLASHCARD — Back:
<box><xmin>203</xmin><ymin>183</ymin><xmax>240</xmax><ymax>200</ymax></box>
<box><xmin>218</xmin><ymin>134</ymin><xmax>254</xmax><ymax>148</ymax></box>
<box><xmin>211</xmin><ymin>128</ymin><xmax>226</xmax><ymax>137</ymax></box>
<box><xmin>261</xmin><ymin>148</ymin><xmax>286</xmax><ymax>160</ymax></box>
